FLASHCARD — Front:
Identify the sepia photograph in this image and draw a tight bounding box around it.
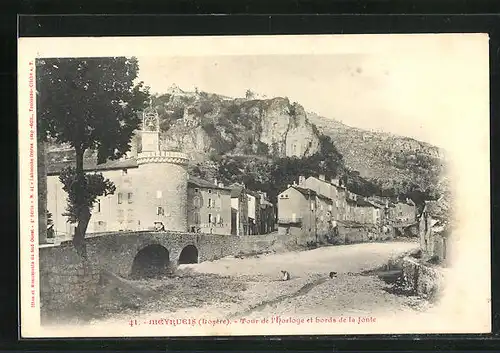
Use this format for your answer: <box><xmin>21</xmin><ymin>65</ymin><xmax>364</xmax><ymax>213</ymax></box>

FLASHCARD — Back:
<box><xmin>18</xmin><ymin>34</ymin><xmax>490</xmax><ymax>337</ymax></box>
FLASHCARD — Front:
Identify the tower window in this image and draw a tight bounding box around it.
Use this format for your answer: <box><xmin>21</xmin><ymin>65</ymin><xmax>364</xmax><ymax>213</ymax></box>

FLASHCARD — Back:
<box><xmin>194</xmin><ymin>188</ymin><xmax>199</xmax><ymax>193</ymax></box>
<box><xmin>122</xmin><ymin>169</ymin><xmax>128</xmax><ymax>175</ymax></box>
<box><xmin>128</xmin><ymin>192</ymin><xmax>133</xmax><ymax>204</ymax></box>
<box><xmin>208</xmin><ymin>213</ymin><xmax>213</xmax><ymax>224</ymax></box>
<box><xmin>96</xmin><ymin>199</ymin><xmax>101</xmax><ymax>213</ymax></box>
<box><xmin>157</xmin><ymin>206</ymin><xmax>164</xmax><ymax>216</ymax></box>
<box><xmin>118</xmin><ymin>193</ymin><xmax>123</xmax><ymax>204</ymax></box>
<box><xmin>208</xmin><ymin>189</ymin><xmax>212</xmax><ymax>194</ymax></box>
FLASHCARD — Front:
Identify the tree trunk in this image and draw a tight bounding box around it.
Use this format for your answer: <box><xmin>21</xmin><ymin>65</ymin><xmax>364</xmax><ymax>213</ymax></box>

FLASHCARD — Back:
<box><xmin>74</xmin><ymin>207</ymin><xmax>91</xmax><ymax>258</ymax></box>
<box><xmin>73</xmin><ymin>146</ymin><xmax>89</xmax><ymax>259</ymax></box>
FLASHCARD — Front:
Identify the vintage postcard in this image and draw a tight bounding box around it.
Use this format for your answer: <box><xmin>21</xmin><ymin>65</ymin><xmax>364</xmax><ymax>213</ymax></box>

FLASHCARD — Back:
<box><xmin>18</xmin><ymin>34</ymin><xmax>491</xmax><ymax>338</ymax></box>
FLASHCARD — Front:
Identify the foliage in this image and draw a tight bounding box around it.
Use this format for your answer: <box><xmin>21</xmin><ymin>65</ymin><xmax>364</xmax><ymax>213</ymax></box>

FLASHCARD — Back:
<box><xmin>46</xmin><ymin>210</ymin><xmax>54</xmax><ymax>227</ymax></box>
<box><xmin>59</xmin><ymin>167</ymin><xmax>116</xmax><ymax>223</ymax></box>
<box><xmin>36</xmin><ymin>57</ymin><xmax>149</xmax><ymax>257</ymax></box>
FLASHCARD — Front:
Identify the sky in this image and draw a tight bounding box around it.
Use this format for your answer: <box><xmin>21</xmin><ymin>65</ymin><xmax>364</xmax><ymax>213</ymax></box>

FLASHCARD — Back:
<box><xmin>135</xmin><ymin>43</ymin><xmax>488</xmax><ymax>150</ymax></box>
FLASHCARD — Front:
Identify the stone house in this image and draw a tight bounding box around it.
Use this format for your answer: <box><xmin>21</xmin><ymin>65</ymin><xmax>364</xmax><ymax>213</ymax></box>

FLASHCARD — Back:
<box><xmin>419</xmin><ymin>199</ymin><xmax>451</xmax><ymax>263</ymax></box>
<box><xmin>353</xmin><ymin>197</ymin><xmax>377</xmax><ymax>224</ymax></box>
<box><xmin>298</xmin><ymin>174</ymin><xmax>348</xmax><ymax>221</ymax></box>
<box><xmin>230</xmin><ymin>183</ymin><xmax>249</xmax><ymax>236</ymax></box>
<box><xmin>246</xmin><ymin>190</ymin><xmax>262</xmax><ymax>235</ymax></box>
<box><xmin>393</xmin><ymin>198</ymin><xmax>417</xmax><ymax>223</ymax></box>
<box><xmin>187</xmin><ymin>176</ymin><xmax>232</xmax><ymax>235</ymax></box>
<box><xmin>259</xmin><ymin>197</ymin><xmax>276</xmax><ymax>234</ymax></box>
<box><xmin>367</xmin><ymin>199</ymin><xmax>386</xmax><ymax>225</ymax></box>
<box><xmin>277</xmin><ymin>185</ymin><xmax>317</xmax><ymax>243</ymax></box>
<box><xmin>315</xmin><ymin>193</ymin><xmax>334</xmax><ymax>242</ymax></box>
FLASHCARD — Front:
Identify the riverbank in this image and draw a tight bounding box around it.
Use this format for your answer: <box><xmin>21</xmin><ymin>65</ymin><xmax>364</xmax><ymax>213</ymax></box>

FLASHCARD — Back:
<box><xmin>41</xmin><ymin>241</ymin><xmax>425</xmax><ymax>329</ymax></box>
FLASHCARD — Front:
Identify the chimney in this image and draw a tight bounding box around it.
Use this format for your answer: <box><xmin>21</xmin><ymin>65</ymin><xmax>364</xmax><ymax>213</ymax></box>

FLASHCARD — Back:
<box><xmin>218</xmin><ymin>182</ymin><xmax>224</xmax><ymax>188</ymax></box>
<box><xmin>319</xmin><ymin>174</ymin><xmax>326</xmax><ymax>181</ymax></box>
<box><xmin>298</xmin><ymin>175</ymin><xmax>306</xmax><ymax>185</ymax></box>
<box><xmin>214</xmin><ymin>177</ymin><xmax>218</xmax><ymax>186</ymax></box>
<box><xmin>331</xmin><ymin>178</ymin><xmax>339</xmax><ymax>186</ymax></box>
<box><xmin>293</xmin><ymin>181</ymin><xmax>297</xmax><ymax>186</ymax></box>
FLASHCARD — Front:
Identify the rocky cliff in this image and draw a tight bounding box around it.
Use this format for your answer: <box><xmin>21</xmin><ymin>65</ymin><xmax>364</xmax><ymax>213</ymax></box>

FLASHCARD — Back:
<box><xmin>151</xmin><ymin>88</ymin><xmax>321</xmax><ymax>162</ymax></box>
<box><xmin>307</xmin><ymin>112</ymin><xmax>447</xmax><ymax>196</ymax></box>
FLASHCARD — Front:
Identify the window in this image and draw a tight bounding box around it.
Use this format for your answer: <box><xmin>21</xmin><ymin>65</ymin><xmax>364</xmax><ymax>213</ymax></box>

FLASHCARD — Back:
<box><xmin>118</xmin><ymin>193</ymin><xmax>123</xmax><ymax>204</ymax></box>
<box><xmin>208</xmin><ymin>198</ymin><xmax>213</xmax><ymax>208</ymax></box>
<box><xmin>194</xmin><ymin>212</ymin><xmax>200</xmax><ymax>224</ymax></box>
<box><xmin>157</xmin><ymin>206</ymin><xmax>164</xmax><ymax>216</ymax></box>
<box><xmin>216</xmin><ymin>214</ymin><xmax>221</xmax><ymax>224</ymax></box>
<box><xmin>122</xmin><ymin>169</ymin><xmax>128</xmax><ymax>175</ymax></box>
<box><xmin>194</xmin><ymin>197</ymin><xmax>200</xmax><ymax>208</ymax></box>
<box><xmin>311</xmin><ymin>202</ymin><xmax>315</xmax><ymax>211</ymax></box>
<box><xmin>156</xmin><ymin>190</ymin><xmax>162</xmax><ymax>199</ymax></box>
<box><xmin>96</xmin><ymin>199</ymin><xmax>101</xmax><ymax>213</ymax></box>
<box><xmin>208</xmin><ymin>213</ymin><xmax>213</xmax><ymax>224</ymax></box>
<box><xmin>127</xmin><ymin>192</ymin><xmax>133</xmax><ymax>204</ymax></box>
<box><xmin>194</xmin><ymin>188</ymin><xmax>199</xmax><ymax>193</ymax></box>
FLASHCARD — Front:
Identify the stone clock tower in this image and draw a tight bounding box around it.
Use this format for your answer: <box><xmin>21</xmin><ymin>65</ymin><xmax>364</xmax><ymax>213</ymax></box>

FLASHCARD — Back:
<box><xmin>135</xmin><ymin>107</ymin><xmax>190</xmax><ymax>231</ymax></box>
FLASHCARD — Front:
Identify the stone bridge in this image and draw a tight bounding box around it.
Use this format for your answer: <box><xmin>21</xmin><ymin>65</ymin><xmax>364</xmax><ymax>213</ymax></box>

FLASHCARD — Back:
<box><xmin>40</xmin><ymin>231</ymin><xmax>281</xmax><ymax>279</ymax></box>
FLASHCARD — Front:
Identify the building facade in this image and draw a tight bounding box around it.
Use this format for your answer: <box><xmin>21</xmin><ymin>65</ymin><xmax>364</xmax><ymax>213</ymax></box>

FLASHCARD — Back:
<box><xmin>46</xmin><ymin>108</ymin><xmax>190</xmax><ymax>238</ymax></box>
<box><xmin>259</xmin><ymin>198</ymin><xmax>276</xmax><ymax>234</ymax></box>
<box><xmin>187</xmin><ymin>176</ymin><xmax>232</xmax><ymax>235</ymax></box>
<box><xmin>277</xmin><ymin>186</ymin><xmax>317</xmax><ymax>241</ymax></box>
<box><xmin>246</xmin><ymin>191</ymin><xmax>261</xmax><ymax>235</ymax></box>
<box><xmin>299</xmin><ymin>175</ymin><xmax>348</xmax><ymax>221</ymax></box>
<box><xmin>230</xmin><ymin>184</ymin><xmax>249</xmax><ymax>236</ymax></box>
<box><xmin>393</xmin><ymin>198</ymin><xmax>417</xmax><ymax>223</ymax></box>
<box><xmin>419</xmin><ymin>200</ymin><xmax>450</xmax><ymax>263</ymax></box>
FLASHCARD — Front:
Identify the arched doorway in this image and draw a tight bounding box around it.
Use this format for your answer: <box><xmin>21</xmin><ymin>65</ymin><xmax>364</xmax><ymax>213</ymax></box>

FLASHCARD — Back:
<box><xmin>178</xmin><ymin>244</ymin><xmax>198</xmax><ymax>264</ymax></box>
<box><xmin>130</xmin><ymin>244</ymin><xmax>170</xmax><ymax>279</ymax></box>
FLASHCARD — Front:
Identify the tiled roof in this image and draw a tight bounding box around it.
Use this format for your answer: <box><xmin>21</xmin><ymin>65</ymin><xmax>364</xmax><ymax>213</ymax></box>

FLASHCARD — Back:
<box><xmin>367</xmin><ymin>200</ymin><xmax>386</xmax><ymax>209</ymax></box>
<box><xmin>188</xmin><ymin>176</ymin><xmax>231</xmax><ymax>191</ymax></box>
<box><xmin>47</xmin><ymin>156</ymin><xmax>138</xmax><ymax>175</ymax></box>
<box><xmin>317</xmin><ymin>193</ymin><xmax>333</xmax><ymax>202</ymax></box>
<box><xmin>246</xmin><ymin>189</ymin><xmax>262</xmax><ymax>198</ymax></box>
<box><xmin>291</xmin><ymin>186</ymin><xmax>317</xmax><ymax>197</ymax></box>
<box><xmin>230</xmin><ymin>184</ymin><xmax>244</xmax><ymax>198</ymax></box>
<box><xmin>356</xmin><ymin>198</ymin><xmax>373</xmax><ymax>208</ymax></box>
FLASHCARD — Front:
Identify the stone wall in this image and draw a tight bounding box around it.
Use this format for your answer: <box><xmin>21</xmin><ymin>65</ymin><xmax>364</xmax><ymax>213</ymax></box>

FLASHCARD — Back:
<box><xmin>395</xmin><ymin>256</ymin><xmax>445</xmax><ymax>300</ymax></box>
<box><xmin>39</xmin><ymin>245</ymin><xmax>101</xmax><ymax>315</ymax></box>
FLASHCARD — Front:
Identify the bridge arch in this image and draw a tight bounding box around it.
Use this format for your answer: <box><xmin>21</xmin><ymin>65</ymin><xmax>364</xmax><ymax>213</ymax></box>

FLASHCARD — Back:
<box><xmin>178</xmin><ymin>244</ymin><xmax>199</xmax><ymax>264</ymax></box>
<box><xmin>130</xmin><ymin>244</ymin><xmax>170</xmax><ymax>279</ymax></box>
